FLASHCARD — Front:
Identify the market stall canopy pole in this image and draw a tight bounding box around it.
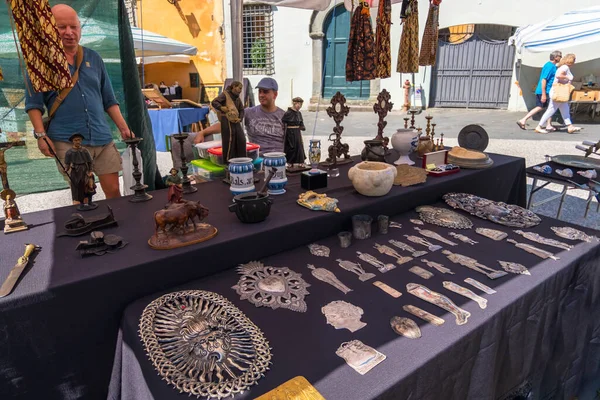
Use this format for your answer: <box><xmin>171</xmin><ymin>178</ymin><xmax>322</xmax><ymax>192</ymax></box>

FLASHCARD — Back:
<box><xmin>508</xmin><ymin>5</ymin><xmax>600</xmax><ymax>65</ymax></box>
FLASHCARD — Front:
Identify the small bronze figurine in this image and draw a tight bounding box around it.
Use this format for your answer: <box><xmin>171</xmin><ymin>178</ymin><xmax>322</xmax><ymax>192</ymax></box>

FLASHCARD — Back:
<box><xmin>2</xmin><ymin>189</ymin><xmax>28</xmax><ymax>234</ymax></box>
<box><xmin>64</xmin><ymin>133</ymin><xmax>94</xmax><ymax>210</ymax></box>
<box><xmin>283</xmin><ymin>97</ymin><xmax>307</xmax><ymax>167</ymax></box>
<box><xmin>75</xmin><ymin>231</ymin><xmax>128</xmax><ymax>257</ymax></box>
<box><xmin>165</xmin><ymin>168</ymin><xmax>183</xmax><ymax>206</ymax></box>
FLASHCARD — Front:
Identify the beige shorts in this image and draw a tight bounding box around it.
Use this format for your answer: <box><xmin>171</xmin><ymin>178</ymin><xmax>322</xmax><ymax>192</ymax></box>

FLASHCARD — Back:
<box><xmin>53</xmin><ymin>140</ymin><xmax>123</xmax><ymax>178</ymax></box>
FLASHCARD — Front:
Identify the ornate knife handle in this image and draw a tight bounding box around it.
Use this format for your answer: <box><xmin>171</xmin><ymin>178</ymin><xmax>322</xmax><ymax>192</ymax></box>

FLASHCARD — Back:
<box><xmin>18</xmin><ymin>244</ymin><xmax>39</xmax><ymax>264</ymax></box>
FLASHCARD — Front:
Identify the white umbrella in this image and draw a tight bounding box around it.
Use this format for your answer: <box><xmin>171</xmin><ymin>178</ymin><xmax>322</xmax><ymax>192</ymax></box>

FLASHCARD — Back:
<box><xmin>509</xmin><ymin>5</ymin><xmax>600</xmax><ymax>65</ymax></box>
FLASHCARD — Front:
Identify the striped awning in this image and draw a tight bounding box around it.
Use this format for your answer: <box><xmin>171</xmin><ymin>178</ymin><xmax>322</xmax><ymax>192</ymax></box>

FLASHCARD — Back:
<box><xmin>509</xmin><ymin>6</ymin><xmax>600</xmax><ymax>63</ymax></box>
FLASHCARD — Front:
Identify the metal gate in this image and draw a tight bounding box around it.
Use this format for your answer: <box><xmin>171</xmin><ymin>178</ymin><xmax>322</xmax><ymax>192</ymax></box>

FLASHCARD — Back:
<box><xmin>430</xmin><ymin>34</ymin><xmax>516</xmax><ymax>108</ymax></box>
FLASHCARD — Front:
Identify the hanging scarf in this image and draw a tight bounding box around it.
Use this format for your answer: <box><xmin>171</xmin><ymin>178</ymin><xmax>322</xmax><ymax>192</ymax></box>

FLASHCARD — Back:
<box><xmin>375</xmin><ymin>0</ymin><xmax>391</xmax><ymax>78</ymax></box>
<box><xmin>396</xmin><ymin>0</ymin><xmax>419</xmax><ymax>74</ymax></box>
<box><xmin>0</xmin><ymin>66</ymin><xmax>3</xmax><ymax>81</ymax></box>
<box><xmin>346</xmin><ymin>2</ymin><xmax>377</xmax><ymax>82</ymax></box>
<box><xmin>419</xmin><ymin>1</ymin><xmax>441</xmax><ymax>66</ymax></box>
<box><xmin>8</xmin><ymin>0</ymin><xmax>72</xmax><ymax>92</ymax></box>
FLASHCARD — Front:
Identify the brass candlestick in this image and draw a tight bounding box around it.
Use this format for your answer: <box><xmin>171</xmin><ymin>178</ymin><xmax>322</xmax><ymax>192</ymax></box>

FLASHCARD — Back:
<box><xmin>431</xmin><ymin>123</ymin><xmax>436</xmax><ymax>138</ymax></box>
<box><xmin>425</xmin><ymin>115</ymin><xmax>433</xmax><ymax>137</ymax></box>
<box><xmin>172</xmin><ymin>133</ymin><xmax>197</xmax><ymax>194</ymax></box>
<box><xmin>124</xmin><ymin>137</ymin><xmax>152</xmax><ymax>203</ymax></box>
<box><xmin>409</xmin><ymin>110</ymin><xmax>418</xmax><ymax>129</ymax></box>
<box><xmin>403</xmin><ymin>118</ymin><xmax>410</xmax><ymax>129</ymax></box>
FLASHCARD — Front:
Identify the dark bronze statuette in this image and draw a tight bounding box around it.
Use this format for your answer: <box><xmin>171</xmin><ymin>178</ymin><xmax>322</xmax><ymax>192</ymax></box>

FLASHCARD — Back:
<box><xmin>56</xmin><ymin>205</ymin><xmax>118</xmax><ymax>237</ymax></box>
<box><xmin>75</xmin><ymin>231</ymin><xmax>128</xmax><ymax>257</ymax></box>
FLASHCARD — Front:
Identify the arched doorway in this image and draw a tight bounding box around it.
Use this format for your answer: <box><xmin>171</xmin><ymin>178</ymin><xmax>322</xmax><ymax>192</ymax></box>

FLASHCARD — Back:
<box><xmin>322</xmin><ymin>4</ymin><xmax>370</xmax><ymax>99</ymax></box>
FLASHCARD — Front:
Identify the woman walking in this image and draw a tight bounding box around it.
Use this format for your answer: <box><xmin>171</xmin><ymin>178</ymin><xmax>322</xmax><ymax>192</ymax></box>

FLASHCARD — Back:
<box><xmin>535</xmin><ymin>53</ymin><xmax>582</xmax><ymax>134</ymax></box>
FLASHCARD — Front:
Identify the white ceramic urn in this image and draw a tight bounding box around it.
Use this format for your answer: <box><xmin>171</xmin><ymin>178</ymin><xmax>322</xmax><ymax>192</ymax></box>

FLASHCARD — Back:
<box><xmin>348</xmin><ymin>161</ymin><xmax>397</xmax><ymax>197</ymax></box>
<box><xmin>391</xmin><ymin>128</ymin><xmax>418</xmax><ymax>165</ymax></box>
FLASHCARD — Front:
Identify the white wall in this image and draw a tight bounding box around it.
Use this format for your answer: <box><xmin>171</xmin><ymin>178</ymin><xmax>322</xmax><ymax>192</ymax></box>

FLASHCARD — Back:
<box><xmin>225</xmin><ymin>0</ymin><xmax>600</xmax><ymax>111</ymax></box>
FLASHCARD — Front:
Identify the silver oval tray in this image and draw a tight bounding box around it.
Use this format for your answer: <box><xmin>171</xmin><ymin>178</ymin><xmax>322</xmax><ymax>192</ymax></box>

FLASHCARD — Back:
<box><xmin>550</xmin><ymin>155</ymin><xmax>600</xmax><ymax>170</ymax></box>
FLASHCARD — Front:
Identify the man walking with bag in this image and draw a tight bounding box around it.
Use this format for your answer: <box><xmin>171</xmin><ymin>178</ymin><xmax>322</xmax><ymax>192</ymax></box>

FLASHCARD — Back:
<box><xmin>25</xmin><ymin>4</ymin><xmax>133</xmax><ymax>198</ymax></box>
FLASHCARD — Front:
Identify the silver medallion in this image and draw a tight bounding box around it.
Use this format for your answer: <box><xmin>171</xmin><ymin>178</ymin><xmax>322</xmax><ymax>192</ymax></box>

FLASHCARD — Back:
<box><xmin>421</xmin><ymin>259</ymin><xmax>455</xmax><ymax>274</ymax></box>
<box><xmin>442</xmin><ymin>250</ymin><xmax>508</xmax><ymax>279</ymax></box>
<box><xmin>513</xmin><ymin>230</ymin><xmax>572</xmax><ymax>251</ymax></box>
<box><xmin>449</xmin><ymin>232</ymin><xmax>479</xmax><ymax>245</ymax></box>
<box><xmin>464</xmin><ymin>278</ymin><xmax>497</xmax><ymax>294</ymax></box>
<box><xmin>406</xmin><ymin>283</ymin><xmax>471</xmax><ymax>325</ymax></box>
<box><xmin>232</xmin><ymin>261</ymin><xmax>310</xmax><ymax>312</ymax></box>
<box><xmin>415</xmin><ymin>205</ymin><xmax>473</xmax><ymax>229</ymax></box>
<box><xmin>506</xmin><ymin>239</ymin><xmax>560</xmax><ymax>260</ymax></box>
<box><xmin>410</xmin><ymin>219</ymin><xmax>424</xmax><ymax>225</ymax></box>
<box><xmin>498</xmin><ymin>260</ymin><xmax>531</xmax><ymax>275</ymax></box>
<box><xmin>139</xmin><ymin>290</ymin><xmax>272</xmax><ymax>399</ymax></box>
<box><xmin>403</xmin><ymin>304</ymin><xmax>445</xmax><ymax>326</ymax></box>
<box><xmin>388</xmin><ymin>239</ymin><xmax>428</xmax><ymax>257</ymax></box>
<box><xmin>404</xmin><ymin>234</ymin><xmax>442</xmax><ymax>252</ymax></box>
<box><xmin>373</xmin><ymin>243</ymin><xmax>413</xmax><ymax>265</ymax></box>
<box><xmin>389</xmin><ymin>221</ymin><xmax>403</xmax><ymax>229</ymax></box>
<box><xmin>390</xmin><ymin>316</ymin><xmax>421</xmax><ymax>339</ymax></box>
<box><xmin>443</xmin><ymin>192</ymin><xmax>541</xmax><ymax>228</ymax></box>
<box><xmin>409</xmin><ymin>266</ymin><xmax>434</xmax><ymax>279</ymax></box>
<box><xmin>335</xmin><ymin>259</ymin><xmax>376</xmax><ymax>282</ymax></box>
<box><xmin>356</xmin><ymin>251</ymin><xmax>396</xmax><ymax>273</ymax></box>
<box><xmin>308</xmin><ymin>264</ymin><xmax>352</xmax><ymax>294</ymax></box>
<box><xmin>475</xmin><ymin>227</ymin><xmax>508</xmax><ymax>241</ymax></box>
<box><xmin>551</xmin><ymin>226</ymin><xmax>598</xmax><ymax>243</ymax></box>
<box><xmin>336</xmin><ymin>340</ymin><xmax>386</xmax><ymax>375</ymax></box>
<box><xmin>443</xmin><ymin>281</ymin><xmax>488</xmax><ymax>309</ymax></box>
<box><xmin>414</xmin><ymin>227</ymin><xmax>458</xmax><ymax>246</ymax></box>
<box><xmin>321</xmin><ymin>301</ymin><xmax>366</xmax><ymax>332</ymax></box>
<box><xmin>308</xmin><ymin>243</ymin><xmax>330</xmax><ymax>257</ymax></box>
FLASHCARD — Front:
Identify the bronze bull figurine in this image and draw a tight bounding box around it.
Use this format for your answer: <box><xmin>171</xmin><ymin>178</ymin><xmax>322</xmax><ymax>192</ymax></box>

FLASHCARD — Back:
<box><xmin>154</xmin><ymin>200</ymin><xmax>209</xmax><ymax>236</ymax></box>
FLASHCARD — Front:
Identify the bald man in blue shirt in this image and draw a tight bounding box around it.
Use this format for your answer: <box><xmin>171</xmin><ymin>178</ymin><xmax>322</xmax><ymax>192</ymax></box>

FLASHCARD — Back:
<box><xmin>25</xmin><ymin>4</ymin><xmax>133</xmax><ymax>199</ymax></box>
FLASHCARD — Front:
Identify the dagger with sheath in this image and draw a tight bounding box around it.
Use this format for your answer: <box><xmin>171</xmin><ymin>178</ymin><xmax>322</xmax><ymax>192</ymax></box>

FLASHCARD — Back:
<box><xmin>0</xmin><ymin>244</ymin><xmax>40</xmax><ymax>298</ymax></box>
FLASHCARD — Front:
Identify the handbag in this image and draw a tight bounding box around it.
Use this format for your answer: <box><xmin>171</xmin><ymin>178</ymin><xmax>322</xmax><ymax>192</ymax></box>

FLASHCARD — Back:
<box><xmin>42</xmin><ymin>46</ymin><xmax>84</xmax><ymax>131</ymax></box>
<box><xmin>551</xmin><ymin>82</ymin><xmax>574</xmax><ymax>103</ymax></box>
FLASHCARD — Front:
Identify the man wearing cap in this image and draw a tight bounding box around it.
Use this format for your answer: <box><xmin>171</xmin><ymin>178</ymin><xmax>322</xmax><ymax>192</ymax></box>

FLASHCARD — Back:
<box><xmin>244</xmin><ymin>77</ymin><xmax>285</xmax><ymax>155</ymax></box>
<box><xmin>25</xmin><ymin>4</ymin><xmax>132</xmax><ymax>199</ymax></box>
<box><xmin>282</xmin><ymin>97</ymin><xmax>306</xmax><ymax>165</ymax></box>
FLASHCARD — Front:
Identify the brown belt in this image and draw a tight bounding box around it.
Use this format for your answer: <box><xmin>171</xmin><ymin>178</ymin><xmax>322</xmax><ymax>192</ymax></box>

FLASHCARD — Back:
<box><xmin>286</xmin><ymin>126</ymin><xmax>300</xmax><ymax>129</ymax></box>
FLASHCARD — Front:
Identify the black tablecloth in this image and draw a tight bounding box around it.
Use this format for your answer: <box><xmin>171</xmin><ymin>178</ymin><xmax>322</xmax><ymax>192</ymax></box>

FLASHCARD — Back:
<box><xmin>0</xmin><ymin>154</ymin><xmax>526</xmax><ymax>399</ymax></box>
<box><xmin>109</xmin><ymin>203</ymin><xmax>600</xmax><ymax>400</ymax></box>
<box><xmin>526</xmin><ymin>161</ymin><xmax>591</xmax><ymax>186</ymax></box>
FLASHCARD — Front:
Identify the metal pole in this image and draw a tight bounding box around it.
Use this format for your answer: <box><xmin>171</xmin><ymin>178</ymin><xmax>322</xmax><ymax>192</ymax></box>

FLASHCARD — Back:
<box><xmin>230</xmin><ymin>0</ymin><xmax>243</xmax><ymax>82</ymax></box>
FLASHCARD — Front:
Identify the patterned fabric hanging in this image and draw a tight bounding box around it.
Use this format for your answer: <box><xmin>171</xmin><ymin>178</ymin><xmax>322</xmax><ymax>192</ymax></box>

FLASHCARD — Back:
<box><xmin>396</xmin><ymin>0</ymin><xmax>419</xmax><ymax>73</ymax></box>
<box><xmin>346</xmin><ymin>2</ymin><xmax>377</xmax><ymax>82</ymax></box>
<box><xmin>375</xmin><ymin>0</ymin><xmax>391</xmax><ymax>78</ymax></box>
<box><xmin>0</xmin><ymin>66</ymin><xmax>3</xmax><ymax>81</ymax></box>
<box><xmin>419</xmin><ymin>0</ymin><xmax>441</xmax><ymax>66</ymax></box>
<box><xmin>8</xmin><ymin>0</ymin><xmax>71</xmax><ymax>92</ymax></box>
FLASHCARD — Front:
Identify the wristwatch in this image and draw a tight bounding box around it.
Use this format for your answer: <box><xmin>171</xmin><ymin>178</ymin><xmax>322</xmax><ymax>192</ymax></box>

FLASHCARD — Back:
<box><xmin>33</xmin><ymin>131</ymin><xmax>46</xmax><ymax>139</ymax></box>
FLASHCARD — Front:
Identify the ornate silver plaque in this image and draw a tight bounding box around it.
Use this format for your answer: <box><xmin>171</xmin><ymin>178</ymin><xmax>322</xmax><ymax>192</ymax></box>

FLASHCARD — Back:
<box><xmin>513</xmin><ymin>230</ymin><xmax>572</xmax><ymax>251</ymax></box>
<box><xmin>232</xmin><ymin>261</ymin><xmax>310</xmax><ymax>312</ymax></box>
<box><xmin>415</xmin><ymin>205</ymin><xmax>473</xmax><ymax>229</ymax></box>
<box><xmin>421</xmin><ymin>259</ymin><xmax>455</xmax><ymax>274</ymax></box>
<box><xmin>388</xmin><ymin>240</ymin><xmax>428</xmax><ymax>257</ymax></box>
<box><xmin>475</xmin><ymin>228</ymin><xmax>507</xmax><ymax>241</ymax></box>
<box><xmin>498</xmin><ymin>260</ymin><xmax>531</xmax><ymax>275</ymax></box>
<box><xmin>308</xmin><ymin>264</ymin><xmax>352</xmax><ymax>294</ymax></box>
<box><xmin>551</xmin><ymin>226</ymin><xmax>598</xmax><ymax>243</ymax></box>
<box><xmin>404</xmin><ymin>234</ymin><xmax>442</xmax><ymax>252</ymax></box>
<box><xmin>308</xmin><ymin>243</ymin><xmax>330</xmax><ymax>257</ymax></box>
<box><xmin>443</xmin><ymin>192</ymin><xmax>541</xmax><ymax>228</ymax></box>
<box><xmin>410</xmin><ymin>219</ymin><xmax>424</xmax><ymax>225</ymax></box>
<box><xmin>389</xmin><ymin>221</ymin><xmax>403</xmax><ymax>229</ymax></box>
<box><xmin>443</xmin><ymin>281</ymin><xmax>488</xmax><ymax>309</ymax></box>
<box><xmin>506</xmin><ymin>239</ymin><xmax>559</xmax><ymax>260</ymax></box>
<box><xmin>390</xmin><ymin>316</ymin><xmax>421</xmax><ymax>339</ymax></box>
<box><xmin>356</xmin><ymin>251</ymin><xmax>396</xmax><ymax>273</ymax></box>
<box><xmin>442</xmin><ymin>250</ymin><xmax>507</xmax><ymax>279</ymax></box>
<box><xmin>321</xmin><ymin>301</ymin><xmax>366</xmax><ymax>332</ymax></box>
<box><xmin>414</xmin><ymin>227</ymin><xmax>458</xmax><ymax>246</ymax></box>
<box><xmin>335</xmin><ymin>259</ymin><xmax>376</xmax><ymax>282</ymax></box>
<box><xmin>336</xmin><ymin>340</ymin><xmax>386</xmax><ymax>375</ymax></box>
<box><xmin>464</xmin><ymin>278</ymin><xmax>496</xmax><ymax>294</ymax></box>
<box><xmin>449</xmin><ymin>232</ymin><xmax>478</xmax><ymax>245</ymax></box>
<box><xmin>139</xmin><ymin>290</ymin><xmax>272</xmax><ymax>399</ymax></box>
<box><xmin>406</xmin><ymin>283</ymin><xmax>471</xmax><ymax>325</ymax></box>
<box><xmin>373</xmin><ymin>243</ymin><xmax>413</xmax><ymax>265</ymax></box>
<box><xmin>402</xmin><ymin>305</ymin><xmax>445</xmax><ymax>326</ymax></box>
<box><xmin>409</xmin><ymin>266</ymin><xmax>434</xmax><ymax>279</ymax></box>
